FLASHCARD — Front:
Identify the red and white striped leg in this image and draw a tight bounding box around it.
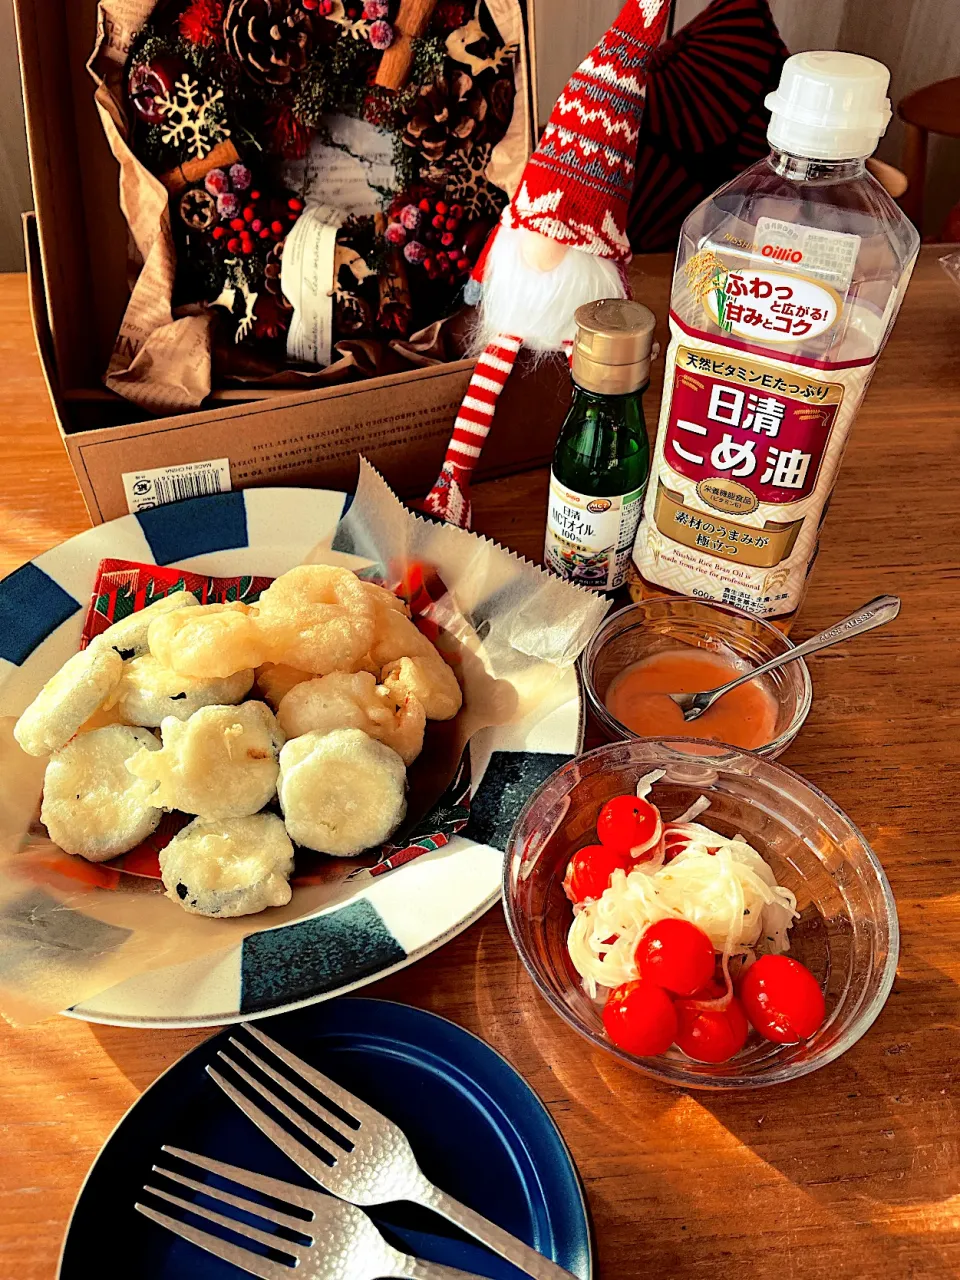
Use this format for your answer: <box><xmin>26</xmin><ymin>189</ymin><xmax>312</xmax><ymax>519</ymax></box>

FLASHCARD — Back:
<box><xmin>419</xmin><ymin>334</ymin><xmax>522</xmax><ymax>529</ymax></box>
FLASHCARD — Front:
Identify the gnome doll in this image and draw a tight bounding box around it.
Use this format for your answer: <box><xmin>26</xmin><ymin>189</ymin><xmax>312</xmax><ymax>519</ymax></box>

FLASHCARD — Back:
<box><xmin>420</xmin><ymin>0</ymin><xmax>671</xmax><ymax>528</ymax></box>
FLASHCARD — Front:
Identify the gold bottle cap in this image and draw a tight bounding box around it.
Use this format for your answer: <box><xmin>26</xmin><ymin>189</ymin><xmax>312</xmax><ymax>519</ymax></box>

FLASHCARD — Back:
<box><xmin>572</xmin><ymin>299</ymin><xmax>658</xmax><ymax>395</ymax></box>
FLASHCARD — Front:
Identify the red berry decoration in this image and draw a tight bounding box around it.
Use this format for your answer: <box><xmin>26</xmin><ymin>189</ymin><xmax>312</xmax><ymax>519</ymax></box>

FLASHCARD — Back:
<box><xmin>635</xmin><ymin>919</ymin><xmax>716</xmax><ymax>997</ymax></box>
<box><xmin>603</xmin><ymin>979</ymin><xmax>678</xmax><ymax>1057</ymax></box>
<box><xmin>739</xmin><ymin>955</ymin><xmax>825</xmax><ymax>1044</ymax></box>
<box><xmin>179</xmin><ymin>0</ymin><xmax>226</xmax><ymax>47</ymax></box>
<box><xmin>674</xmin><ymin>994</ymin><xmax>750</xmax><ymax>1063</ymax></box>
<box><xmin>597</xmin><ymin>795</ymin><xmax>660</xmax><ymax>855</ymax></box>
<box><xmin>271</xmin><ymin>220</ymin><xmax>284</xmax><ymax>234</ymax></box>
<box><xmin>227</xmin><ymin>237</ymin><xmax>241</xmax><ymax>252</ymax></box>
<box><xmin>563</xmin><ymin>844</ymin><xmax>630</xmax><ymax>904</ymax></box>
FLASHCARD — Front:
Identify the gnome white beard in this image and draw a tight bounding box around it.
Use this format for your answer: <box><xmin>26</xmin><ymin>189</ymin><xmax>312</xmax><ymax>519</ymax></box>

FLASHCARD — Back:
<box><xmin>470</xmin><ymin>222</ymin><xmax>627</xmax><ymax>356</ymax></box>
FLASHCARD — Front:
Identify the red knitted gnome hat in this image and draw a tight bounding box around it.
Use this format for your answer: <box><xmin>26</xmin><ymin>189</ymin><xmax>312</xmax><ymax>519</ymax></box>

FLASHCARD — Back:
<box><xmin>506</xmin><ymin>0</ymin><xmax>671</xmax><ymax>260</ymax></box>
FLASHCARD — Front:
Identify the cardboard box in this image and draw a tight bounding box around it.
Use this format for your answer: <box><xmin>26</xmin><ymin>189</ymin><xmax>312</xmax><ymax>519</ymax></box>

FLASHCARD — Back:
<box><xmin>16</xmin><ymin>0</ymin><xmax>568</xmax><ymax>524</ymax></box>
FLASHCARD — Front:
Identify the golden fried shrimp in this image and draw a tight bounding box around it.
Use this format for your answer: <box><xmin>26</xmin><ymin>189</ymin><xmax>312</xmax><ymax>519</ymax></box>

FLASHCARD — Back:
<box><xmin>15</xmin><ymin>640</ymin><xmax>125</xmax><ymax>757</ymax></box>
<box><xmin>360</xmin><ymin>580</ymin><xmax>410</xmax><ymax>616</ymax></box>
<box><xmin>278</xmin><ymin>728</ymin><xmax>406</xmax><ymax>856</ymax></box>
<box><xmin>99</xmin><ymin>588</ymin><xmax>199</xmax><ymax>658</ymax></box>
<box><xmin>41</xmin><ymin>725</ymin><xmax>162</xmax><ymax>861</ymax></box>
<box><xmin>255</xmin><ymin>663</ymin><xmax>314</xmax><ymax>711</ymax></box>
<box><xmin>276</xmin><ymin>671</ymin><xmax>426</xmax><ymax>765</ymax></box>
<box><xmin>255</xmin><ymin>566</ymin><xmax>376</xmax><ymax>675</ymax></box>
<box><xmin>367</xmin><ymin>609</ymin><xmax>436</xmax><ymax>665</ymax></box>
<box><xmin>380</xmin><ymin>652</ymin><xmax>462</xmax><ymax>722</ymax></box>
<box><xmin>115</xmin><ymin>655</ymin><xmax>254</xmax><ymax>727</ymax></box>
<box><xmin>148</xmin><ymin>602</ymin><xmax>271</xmax><ymax>679</ymax></box>
<box><xmin>377</xmin><ymin>690</ymin><xmax>427</xmax><ymax>765</ymax></box>
<box><xmin>159</xmin><ymin>814</ymin><xmax>294</xmax><ymax>917</ymax></box>
<box><xmin>126</xmin><ymin>701</ymin><xmax>285</xmax><ymax>819</ymax></box>
<box><xmin>365</xmin><ymin>611</ymin><xmax>462</xmax><ymax>720</ymax></box>
<box><xmin>276</xmin><ymin>672</ymin><xmax>377</xmax><ymax>739</ymax></box>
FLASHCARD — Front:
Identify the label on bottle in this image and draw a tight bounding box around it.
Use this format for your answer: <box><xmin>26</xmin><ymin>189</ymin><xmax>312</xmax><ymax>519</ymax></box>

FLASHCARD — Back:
<box><xmin>755</xmin><ymin>218</ymin><xmax>861</xmax><ymax>292</ymax></box>
<box><xmin>545</xmin><ymin>473</ymin><xmax>645</xmax><ymax>591</ymax></box>
<box><xmin>633</xmin><ymin>320</ymin><xmax>880</xmax><ymax>618</ymax></box>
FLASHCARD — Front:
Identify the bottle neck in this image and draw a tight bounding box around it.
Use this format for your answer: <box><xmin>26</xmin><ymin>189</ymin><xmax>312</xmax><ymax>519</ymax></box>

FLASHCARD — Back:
<box><xmin>571</xmin><ymin>380</ymin><xmax>648</xmax><ymax>403</ymax></box>
<box><xmin>768</xmin><ymin>149</ymin><xmax>867</xmax><ymax>183</ymax></box>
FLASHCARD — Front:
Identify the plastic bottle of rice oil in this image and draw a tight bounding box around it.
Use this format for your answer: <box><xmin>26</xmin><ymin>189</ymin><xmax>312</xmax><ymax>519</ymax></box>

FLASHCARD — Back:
<box><xmin>631</xmin><ymin>52</ymin><xmax>920</xmax><ymax>628</ymax></box>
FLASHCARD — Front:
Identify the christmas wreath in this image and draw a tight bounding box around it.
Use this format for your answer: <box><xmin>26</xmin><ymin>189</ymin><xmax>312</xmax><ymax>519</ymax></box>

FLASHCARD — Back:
<box><xmin>123</xmin><ymin>0</ymin><xmax>519</xmax><ymax>360</ymax></box>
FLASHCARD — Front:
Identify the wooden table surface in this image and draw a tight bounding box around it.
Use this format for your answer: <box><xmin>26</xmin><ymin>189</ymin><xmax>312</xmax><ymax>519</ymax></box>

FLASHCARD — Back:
<box><xmin>1</xmin><ymin>247</ymin><xmax>959</xmax><ymax>1280</ymax></box>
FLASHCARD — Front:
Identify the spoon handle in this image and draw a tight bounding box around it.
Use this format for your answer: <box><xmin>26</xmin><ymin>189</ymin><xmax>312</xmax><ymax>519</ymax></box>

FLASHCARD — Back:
<box><xmin>727</xmin><ymin>594</ymin><xmax>901</xmax><ymax>695</ymax></box>
<box><xmin>682</xmin><ymin>595</ymin><xmax>901</xmax><ymax>720</ymax></box>
<box><xmin>777</xmin><ymin>594</ymin><xmax>901</xmax><ymax>663</ymax></box>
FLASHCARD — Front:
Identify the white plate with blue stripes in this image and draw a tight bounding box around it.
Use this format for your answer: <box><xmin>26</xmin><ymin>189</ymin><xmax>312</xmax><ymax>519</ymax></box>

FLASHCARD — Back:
<box><xmin>0</xmin><ymin>488</ymin><xmax>581</xmax><ymax>1028</ymax></box>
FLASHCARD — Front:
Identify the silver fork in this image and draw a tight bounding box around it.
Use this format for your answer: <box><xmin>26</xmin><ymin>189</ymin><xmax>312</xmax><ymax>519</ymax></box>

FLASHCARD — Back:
<box><xmin>206</xmin><ymin>1024</ymin><xmax>578</xmax><ymax>1280</ymax></box>
<box><xmin>136</xmin><ymin>1144</ymin><xmax>489</xmax><ymax>1280</ymax></box>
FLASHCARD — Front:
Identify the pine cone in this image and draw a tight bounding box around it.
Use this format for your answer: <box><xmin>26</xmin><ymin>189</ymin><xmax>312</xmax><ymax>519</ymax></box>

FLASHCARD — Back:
<box><xmin>401</xmin><ymin>70</ymin><xmax>487</xmax><ymax>163</ymax></box>
<box><xmin>223</xmin><ymin>0</ymin><xmax>312</xmax><ymax>86</ymax></box>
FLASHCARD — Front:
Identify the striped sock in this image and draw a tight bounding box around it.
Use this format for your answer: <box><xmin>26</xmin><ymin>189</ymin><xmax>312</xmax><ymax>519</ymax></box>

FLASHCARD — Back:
<box><xmin>420</xmin><ymin>334</ymin><xmax>522</xmax><ymax>529</ymax></box>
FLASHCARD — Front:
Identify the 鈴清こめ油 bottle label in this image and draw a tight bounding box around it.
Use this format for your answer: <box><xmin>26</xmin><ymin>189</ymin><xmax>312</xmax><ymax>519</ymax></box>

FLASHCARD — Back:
<box><xmin>633</xmin><ymin>326</ymin><xmax>878</xmax><ymax>618</ymax></box>
<box><xmin>545</xmin><ymin>474</ymin><xmax>645</xmax><ymax>591</ymax></box>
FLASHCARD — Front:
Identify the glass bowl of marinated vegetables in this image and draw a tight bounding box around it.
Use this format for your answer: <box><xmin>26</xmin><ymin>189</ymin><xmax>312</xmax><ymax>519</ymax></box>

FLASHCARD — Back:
<box><xmin>503</xmin><ymin>739</ymin><xmax>898</xmax><ymax>1089</ymax></box>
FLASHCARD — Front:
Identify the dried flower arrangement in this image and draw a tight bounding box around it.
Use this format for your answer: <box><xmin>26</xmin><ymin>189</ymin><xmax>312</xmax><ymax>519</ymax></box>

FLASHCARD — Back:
<box><xmin>124</xmin><ymin>0</ymin><xmax>518</xmax><ymax>358</ymax></box>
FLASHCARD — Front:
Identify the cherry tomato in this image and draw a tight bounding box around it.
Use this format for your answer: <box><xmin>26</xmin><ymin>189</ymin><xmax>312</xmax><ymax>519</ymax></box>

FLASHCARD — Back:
<box><xmin>602</xmin><ymin>978</ymin><xmax>678</xmax><ymax>1056</ymax></box>
<box><xmin>674</xmin><ymin>992</ymin><xmax>750</xmax><ymax>1063</ymax></box>
<box><xmin>635</xmin><ymin>918</ymin><xmax>717</xmax><ymax>996</ymax></box>
<box><xmin>597</xmin><ymin>795</ymin><xmax>659</xmax><ymax>854</ymax></box>
<box><xmin>739</xmin><ymin>954</ymin><xmax>825</xmax><ymax>1044</ymax></box>
<box><xmin>562</xmin><ymin>844</ymin><xmax>629</xmax><ymax>903</ymax></box>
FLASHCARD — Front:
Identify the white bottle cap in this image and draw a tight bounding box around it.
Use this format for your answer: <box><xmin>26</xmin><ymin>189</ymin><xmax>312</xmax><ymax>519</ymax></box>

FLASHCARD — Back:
<box><xmin>764</xmin><ymin>51</ymin><xmax>892</xmax><ymax>160</ymax></box>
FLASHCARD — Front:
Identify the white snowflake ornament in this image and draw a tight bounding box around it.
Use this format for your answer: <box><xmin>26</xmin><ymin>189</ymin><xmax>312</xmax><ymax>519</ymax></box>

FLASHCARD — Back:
<box><xmin>156</xmin><ymin>73</ymin><xmax>230</xmax><ymax>161</ymax></box>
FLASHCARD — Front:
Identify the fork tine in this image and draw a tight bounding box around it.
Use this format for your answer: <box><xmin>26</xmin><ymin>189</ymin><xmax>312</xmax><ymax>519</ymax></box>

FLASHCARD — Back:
<box><xmin>244</xmin><ymin>1024</ymin><xmax>375</xmax><ymax>1123</ymax></box>
<box><xmin>143</xmin><ymin>1182</ymin><xmax>298</xmax><ymax>1255</ymax></box>
<box><xmin>206</xmin><ymin>1063</ymin><xmax>336</xmax><ymax>1180</ymax></box>
<box><xmin>227</xmin><ymin>1037</ymin><xmax>357</xmax><ymax>1142</ymax></box>
<box><xmin>152</xmin><ymin>1162</ymin><xmax>309</xmax><ymax>1233</ymax></box>
<box><xmin>135</xmin><ymin>1201</ymin><xmax>290</xmax><ymax>1280</ymax></box>
<box><xmin>161</xmin><ymin>1145</ymin><xmax>319</xmax><ymax>1218</ymax></box>
<box><xmin>216</xmin><ymin>1051</ymin><xmax>346</xmax><ymax>1156</ymax></box>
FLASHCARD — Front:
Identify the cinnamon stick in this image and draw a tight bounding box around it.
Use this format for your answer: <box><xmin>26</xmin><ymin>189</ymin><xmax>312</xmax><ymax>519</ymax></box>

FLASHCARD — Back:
<box><xmin>374</xmin><ymin>212</ymin><xmax>413</xmax><ymax>334</ymax></box>
<box><xmin>159</xmin><ymin>139</ymin><xmax>240</xmax><ymax>193</ymax></box>
<box><xmin>374</xmin><ymin>0</ymin><xmax>440</xmax><ymax>90</ymax></box>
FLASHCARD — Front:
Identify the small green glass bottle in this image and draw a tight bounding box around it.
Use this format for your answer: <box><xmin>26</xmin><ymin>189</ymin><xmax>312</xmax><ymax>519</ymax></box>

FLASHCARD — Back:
<box><xmin>544</xmin><ymin>299</ymin><xmax>656</xmax><ymax>591</ymax></box>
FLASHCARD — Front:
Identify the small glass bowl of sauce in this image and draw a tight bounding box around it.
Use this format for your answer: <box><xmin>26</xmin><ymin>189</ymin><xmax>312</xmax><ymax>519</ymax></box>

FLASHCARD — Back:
<box><xmin>582</xmin><ymin>597</ymin><xmax>812</xmax><ymax>758</ymax></box>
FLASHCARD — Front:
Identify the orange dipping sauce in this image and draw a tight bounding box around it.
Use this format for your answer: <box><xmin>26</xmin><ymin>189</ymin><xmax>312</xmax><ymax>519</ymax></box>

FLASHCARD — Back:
<box><xmin>604</xmin><ymin>650</ymin><xmax>778</xmax><ymax>750</ymax></box>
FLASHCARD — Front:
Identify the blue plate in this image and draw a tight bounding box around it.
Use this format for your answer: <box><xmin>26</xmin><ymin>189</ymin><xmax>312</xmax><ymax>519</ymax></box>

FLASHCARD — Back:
<box><xmin>59</xmin><ymin>999</ymin><xmax>593</xmax><ymax>1279</ymax></box>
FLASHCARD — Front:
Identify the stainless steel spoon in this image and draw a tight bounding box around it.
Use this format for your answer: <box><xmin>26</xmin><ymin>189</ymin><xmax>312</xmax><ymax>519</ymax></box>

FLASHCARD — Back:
<box><xmin>668</xmin><ymin>594</ymin><xmax>901</xmax><ymax>722</ymax></box>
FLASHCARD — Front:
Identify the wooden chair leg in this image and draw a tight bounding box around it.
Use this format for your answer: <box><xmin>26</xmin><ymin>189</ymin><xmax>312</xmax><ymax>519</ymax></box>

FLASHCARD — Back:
<box><xmin>900</xmin><ymin>121</ymin><xmax>927</xmax><ymax>229</ymax></box>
